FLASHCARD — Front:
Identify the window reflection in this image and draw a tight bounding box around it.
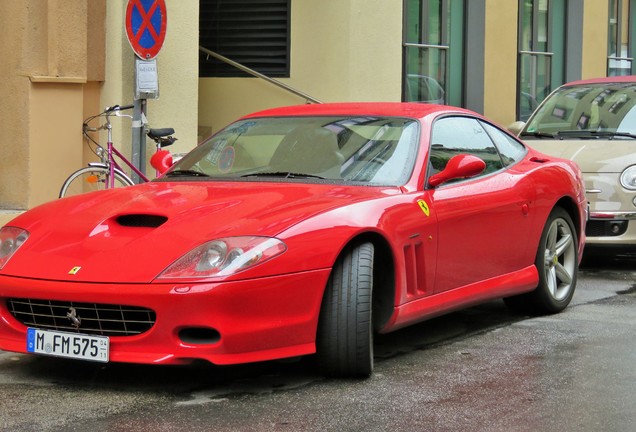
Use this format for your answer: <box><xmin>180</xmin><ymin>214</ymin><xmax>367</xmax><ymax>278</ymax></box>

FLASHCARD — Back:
<box><xmin>429</xmin><ymin>117</ymin><xmax>505</xmax><ymax>178</ymax></box>
<box><xmin>172</xmin><ymin>117</ymin><xmax>420</xmax><ymax>186</ymax></box>
<box><xmin>524</xmin><ymin>83</ymin><xmax>636</xmax><ymax>135</ymax></box>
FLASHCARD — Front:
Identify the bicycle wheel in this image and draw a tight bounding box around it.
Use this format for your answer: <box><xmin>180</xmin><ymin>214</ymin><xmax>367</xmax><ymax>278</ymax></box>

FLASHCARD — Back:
<box><xmin>59</xmin><ymin>166</ymin><xmax>134</xmax><ymax>198</ymax></box>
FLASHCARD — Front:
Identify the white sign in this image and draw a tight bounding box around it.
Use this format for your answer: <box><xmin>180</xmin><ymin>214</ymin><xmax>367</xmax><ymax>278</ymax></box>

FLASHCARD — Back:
<box><xmin>135</xmin><ymin>58</ymin><xmax>160</xmax><ymax>99</ymax></box>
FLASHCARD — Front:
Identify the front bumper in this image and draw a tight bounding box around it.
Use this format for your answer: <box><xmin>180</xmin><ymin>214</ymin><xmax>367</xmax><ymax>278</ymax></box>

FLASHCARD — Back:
<box><xmin>0</xmin><ymin>269</ymin><xmax>329</xmax><ymax>365</ymax></box>
<box><xmin>585</xmin><ymin>213</ymin><xmax>636</xmax><ymax>246</ymax></box>
<box><xmin>585</xmin><ymin>172</ymin><xmax>636</xmax><ymax>246</ymax></box>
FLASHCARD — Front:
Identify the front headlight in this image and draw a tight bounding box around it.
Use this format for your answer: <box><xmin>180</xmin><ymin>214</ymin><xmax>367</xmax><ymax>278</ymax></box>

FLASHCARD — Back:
<box><xmin>620</xmin><ymin>165</ymin><xmax>636</xmax><ymax>190</ymax></box>
<box><xmin>0</xmin><ymin>227</ymin><xmax>29</xmax><ymax>270</ymax></box>
<box><xmin>158</xmin><ymin>236</ymin><xmax>287</xmax><ymax>279</ymax></box>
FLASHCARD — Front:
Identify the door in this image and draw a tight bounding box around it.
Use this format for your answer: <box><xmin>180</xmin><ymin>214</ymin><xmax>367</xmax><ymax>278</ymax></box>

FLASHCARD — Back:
<box><xmin>426</xmin><ymin>116</ymin><xmax>536</xmax><ymax>293</ymax></box>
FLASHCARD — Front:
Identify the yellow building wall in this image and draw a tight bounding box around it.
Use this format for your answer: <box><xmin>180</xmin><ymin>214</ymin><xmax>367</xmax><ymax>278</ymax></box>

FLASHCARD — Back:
<box><xmin>0</xmin><ymin>1</ymin><xmax>30</xmax><ymax>221</ymax></box>
<box><xmin>29</xmin><ymin>84</ymin><xmax>86</xmax><ymax>206</ymax></box>
<box><xmin>483</xmin><ymin>0</ymin><xmax>519</xmax><ymax>126</ymax></box>
<box><xmin>582</xmin><ymin>1</ymin><xmax>610</xmax><ymax>78</ymax></box>
<box><xmin>198</xmin><ymin>0</ymin><xmax>403</xmax><ymax>135</ymax></box>
<box><xmin>0</xmin><ymin>0</ymin><xmax>100</xmax><ymax>228</ymax></box>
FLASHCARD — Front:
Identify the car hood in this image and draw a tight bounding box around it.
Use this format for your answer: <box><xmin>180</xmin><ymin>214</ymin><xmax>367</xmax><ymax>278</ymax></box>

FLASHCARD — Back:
<box><xmin>3</xmin><ymin>181</ymin><xmax>389</xmax><ymax>283</ymax></box>
<box><xmin>526</xmin><ymin>139</ymin><xmax>636</xmax><ymax>173</ymax></box>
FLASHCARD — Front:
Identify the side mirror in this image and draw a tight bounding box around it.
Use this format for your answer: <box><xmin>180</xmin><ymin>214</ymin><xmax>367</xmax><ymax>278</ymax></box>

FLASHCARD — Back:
<box><xmin>507</xmin><ymin>121</ymin><xmax>526</xmax><ymax>137</ymax></box>
<box><xmin>429</xmin><ymin>154</ymin><xmax>486</xmax><ymax>187</ymax></box>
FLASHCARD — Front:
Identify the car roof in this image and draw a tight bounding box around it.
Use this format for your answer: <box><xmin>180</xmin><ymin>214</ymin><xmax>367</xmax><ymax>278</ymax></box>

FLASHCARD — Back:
<box><xmin>564</xmin><ymin>75</ymin><xmax>636</xmax><ymax>87</ymax></box>
<box><xmin>241</xmin><ymin>102</ymin><xmax>474</xmax><ymax>120</ymax></box>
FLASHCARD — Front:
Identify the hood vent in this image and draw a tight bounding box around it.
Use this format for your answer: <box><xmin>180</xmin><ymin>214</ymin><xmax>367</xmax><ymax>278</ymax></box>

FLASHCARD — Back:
<box><xmin>116</xmin><ymin>214</ymin><xmax>168</xmax><ymax>228</ymax></box>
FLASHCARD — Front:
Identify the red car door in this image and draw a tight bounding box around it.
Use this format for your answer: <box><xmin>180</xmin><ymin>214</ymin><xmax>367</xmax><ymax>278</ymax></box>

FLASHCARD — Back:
<box><xmin>426</xmin><ymin>116</ymin><xmax>537</xmax><ymax>293</ymax></box>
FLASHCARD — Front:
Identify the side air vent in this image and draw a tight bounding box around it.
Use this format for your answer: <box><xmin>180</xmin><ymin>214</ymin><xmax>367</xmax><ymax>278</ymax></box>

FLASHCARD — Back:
<box><xmin>530</xmin><ymin>156</ymin><xmax>549</xmax><ymax>163</ymax></box>
<box><xmin>116</xmin><ymin>214</ymin><xmax>168</xmax><ymax>228</ymax></box>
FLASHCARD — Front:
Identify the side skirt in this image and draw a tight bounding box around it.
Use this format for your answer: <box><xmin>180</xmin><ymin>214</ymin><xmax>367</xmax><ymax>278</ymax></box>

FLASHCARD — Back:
<box><xmin>381</xmin><ymin>265</ymin><xmax>538</xmax><ymax>333</ymax></box>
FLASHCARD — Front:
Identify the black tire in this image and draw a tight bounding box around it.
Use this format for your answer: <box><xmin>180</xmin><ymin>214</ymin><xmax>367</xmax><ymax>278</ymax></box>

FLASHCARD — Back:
<box><xmin>59</xmin><ymin>166</ymin><xmax>134</xmax><ymax>198</ymax></box>
<box><xmin>504</xmin><ymin>207</ymin><xmax>578</xmax><ymax>314</ymax></box>
<box><xmin>316</xmin><ymin>242</ymin><xmax>374</xmax><ymax>378</ymax></box>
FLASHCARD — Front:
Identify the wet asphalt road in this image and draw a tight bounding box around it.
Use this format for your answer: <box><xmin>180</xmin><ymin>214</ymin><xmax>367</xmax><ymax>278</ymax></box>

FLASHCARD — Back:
<box><xmin>1</xmin><ymin>253</ymin><xmax>635</xmax><ymax>432</ymax></box>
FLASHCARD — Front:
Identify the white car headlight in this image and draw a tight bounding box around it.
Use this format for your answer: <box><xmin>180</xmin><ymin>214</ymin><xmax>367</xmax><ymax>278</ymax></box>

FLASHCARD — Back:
<box><xmin>620</xmin><ymin>165</ymin><xmax>636</xmax><ymax>190</ymax></box>
<box><xmin>0</xmin><ymin>227</ymin><xmax>29</xmax><ymax>270</ymax></box>
<box><xmin>158</xmin><ymin>236</ymin><xmax>287</xmax><ymax>279</ymax></box>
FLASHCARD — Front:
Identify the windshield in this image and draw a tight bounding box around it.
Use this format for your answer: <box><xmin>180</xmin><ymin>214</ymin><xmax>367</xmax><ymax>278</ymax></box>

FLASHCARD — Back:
<box><xmin>165</xmin><ymin>116</ymin><xmax>420</xmax><ymax>186</ymax></box>
<box><xmin>521</xmin><ymin>82</ymin><xmax>636</xmax><ymax>139</ymax></box>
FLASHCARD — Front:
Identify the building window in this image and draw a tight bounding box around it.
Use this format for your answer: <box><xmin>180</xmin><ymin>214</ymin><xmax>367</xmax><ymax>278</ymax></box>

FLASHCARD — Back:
<box><xmin>403</xmin><ymin>0</ymin><xmax>465</xmax><ymax>106</ymax></box>
<box><xmin>517</xmin><ymin>0</ymin><xmax>566</xmax><ymax>121</ymax></box>
<box><xmin>199</xmin><ymin>0</ymin><xmax>290</xmax><ymax>78</ymax></box>
<box><xmin>608</xmin><ymin>0</ymin><xmax>635</xmax><ymax>76</ymax></box>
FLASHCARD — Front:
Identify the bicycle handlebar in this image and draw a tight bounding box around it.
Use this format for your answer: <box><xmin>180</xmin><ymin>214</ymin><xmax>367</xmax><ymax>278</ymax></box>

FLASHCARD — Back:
<box><xmin>104</xmin><ymin>104</ymin><xmax>134</xmax><ymax>113</ymax></box>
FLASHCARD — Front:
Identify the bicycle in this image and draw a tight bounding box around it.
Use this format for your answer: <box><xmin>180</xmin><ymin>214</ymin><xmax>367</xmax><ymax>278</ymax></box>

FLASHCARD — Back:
<box><xmin>59</xmin><ymin>104</ymin><xmax>177</xmax><ymax>198</ymax></box>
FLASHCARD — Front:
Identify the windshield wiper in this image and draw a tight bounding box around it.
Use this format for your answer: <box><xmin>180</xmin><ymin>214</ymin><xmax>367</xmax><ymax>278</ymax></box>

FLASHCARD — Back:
<box><xmin>165</xmin><ymin>169</ymin><xmax>210</xmax><ymax>177</ymax></box>
<box><xmin>588</xmin><ymin>131</ymin><xmax>636</xmax><ymax>139</ymax></box>
<box><xmin>553</xmin><ymin>130</ymin><xmax>636</xmax><ymax>140</ymax></box>
<box><xmin>519</xmin><ymin>131</ymin><xmax>559</xmax><ymax>139</ymax></box>
<box><xmin>241</xmin><ymin>171</ymin><xmax>325</xmax><ymax>179</ymax></box>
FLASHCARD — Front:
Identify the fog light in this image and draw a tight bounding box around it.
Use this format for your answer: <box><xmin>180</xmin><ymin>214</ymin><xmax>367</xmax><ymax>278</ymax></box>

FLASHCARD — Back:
<box><xmin>633</xmin><ymin>196</ymin><xmax>636</xmax><ymax>207</ymax></box>
<box><xmin>610</xmin><ymin>222</ymin><xmax>622</xmax><ymax>234</ymax></box>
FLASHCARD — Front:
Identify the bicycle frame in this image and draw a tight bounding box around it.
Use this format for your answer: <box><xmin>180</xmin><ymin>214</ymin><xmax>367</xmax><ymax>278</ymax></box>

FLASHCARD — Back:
<box><xmin>103</xmin><ymin>111</ymin><xmax>149</xmax><ymax>188</ymax></box>
<box><xmin>65</xmin><ymin>104</ymin><xmax>173</xmax><ymax>198</ymax></box>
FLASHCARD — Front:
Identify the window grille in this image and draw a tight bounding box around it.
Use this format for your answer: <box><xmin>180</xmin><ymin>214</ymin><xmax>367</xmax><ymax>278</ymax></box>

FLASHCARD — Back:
<box><xmin>199</xmin><ymin>0</ymin><xmax>290</xmax><ymax>77</ymax></box>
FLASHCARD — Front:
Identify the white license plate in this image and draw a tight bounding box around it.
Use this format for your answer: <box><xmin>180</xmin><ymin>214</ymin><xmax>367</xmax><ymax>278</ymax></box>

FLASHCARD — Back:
<box><xmin>26</xmin><ymin>328</ymin><xmax>109</xmax><ymax>363</ymax></box>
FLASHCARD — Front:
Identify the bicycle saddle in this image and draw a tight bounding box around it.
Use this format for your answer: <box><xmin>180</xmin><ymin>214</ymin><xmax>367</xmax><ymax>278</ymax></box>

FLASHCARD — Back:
<box><xmin>147</xmin><ymin>128</ymin><xmax>177</xmax><ymax>147</ymax></box>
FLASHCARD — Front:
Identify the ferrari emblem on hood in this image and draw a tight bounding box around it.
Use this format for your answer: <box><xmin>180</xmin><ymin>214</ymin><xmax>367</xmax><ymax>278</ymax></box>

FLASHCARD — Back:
<box><xmin>68</xmin><ymin>266</ymin><xmax>81</xmax><ymax>275</ymax></box>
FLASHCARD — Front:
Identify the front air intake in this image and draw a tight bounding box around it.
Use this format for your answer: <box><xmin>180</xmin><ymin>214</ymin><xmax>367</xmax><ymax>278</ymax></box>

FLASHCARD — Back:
<box><xmin>7</xmin><ymin>298</ymin><xmax>156</xmax><ymax>336</ymax></box>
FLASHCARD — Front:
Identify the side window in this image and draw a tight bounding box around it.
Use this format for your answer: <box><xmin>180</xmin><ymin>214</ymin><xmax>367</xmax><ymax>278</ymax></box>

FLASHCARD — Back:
<box><xmin>479</xmin><ymin>121</ymin><xmax>527</xmax><ymax>166</ymax></box>
<box><xmin>429</xmin><ymin>116</ymin><xmax>504</xmax><ymax>178</ymax></box>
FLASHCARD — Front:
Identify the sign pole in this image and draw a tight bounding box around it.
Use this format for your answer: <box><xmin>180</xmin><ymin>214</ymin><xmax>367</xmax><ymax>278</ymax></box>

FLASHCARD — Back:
<box><xmin>131</xmin><ymin>99</ymin><xmax>147</xmax><ymax>183</ymax></box>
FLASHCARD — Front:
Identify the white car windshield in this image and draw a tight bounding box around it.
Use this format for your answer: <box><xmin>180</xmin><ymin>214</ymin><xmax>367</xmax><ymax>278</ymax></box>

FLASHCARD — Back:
<box><xmin>521</xmin><ymin>82</ymin><xmax>636</xmax><ymax>139</ymax></box>
<box><xmin>165</xmin><ymin>116</ymin><xmax>420</xmax><ymax>186</ymax></box>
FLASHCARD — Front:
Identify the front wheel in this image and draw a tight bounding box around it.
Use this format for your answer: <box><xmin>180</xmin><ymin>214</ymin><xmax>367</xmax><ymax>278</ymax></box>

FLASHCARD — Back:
<box><xmin>316</xmin><ymin>242</ymin><xmax>375</xmax><ymax>378</ymax></box>
<box><xmin>505</xmin><ymin>207</ymin><xmax>578</xmax><ymax>314</ymax></box>
<box><xmin>59</xmin><ymin>166</ymin><xmax>134</xmax><ymax>198</ymax></box>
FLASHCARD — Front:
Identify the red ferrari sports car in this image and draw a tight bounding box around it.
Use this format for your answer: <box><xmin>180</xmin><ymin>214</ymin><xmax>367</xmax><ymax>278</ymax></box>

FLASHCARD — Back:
<box><xmin>0</xmin><ymin>103</ymin><xmax>586</xmax><ymax>377</ymax></box>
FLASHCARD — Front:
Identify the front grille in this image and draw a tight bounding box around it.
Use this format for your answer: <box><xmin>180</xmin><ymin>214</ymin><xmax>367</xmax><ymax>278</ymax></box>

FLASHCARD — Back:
<box><xmin>586</xmin><ymin>220</ymin><xmax>628</xmax><ymax>237</ymax></box>
<box><xmin>7</xmin><ymin>298</ymin><xmax>156</xmax><ymax>337</ymax></box>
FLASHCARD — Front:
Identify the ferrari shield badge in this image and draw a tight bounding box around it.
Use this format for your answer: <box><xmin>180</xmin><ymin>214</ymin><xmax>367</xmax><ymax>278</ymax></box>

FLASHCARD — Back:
<box><xmin>417</xmin><ymin>200</ymin><xmax>430</xmax><ymax>217</ymax></box>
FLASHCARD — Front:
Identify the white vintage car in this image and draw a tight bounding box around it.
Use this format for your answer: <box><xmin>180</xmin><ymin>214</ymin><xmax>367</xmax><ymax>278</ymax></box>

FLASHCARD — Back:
<box><xmin>511</xmin><ymin>76</ymin><xmax>636</xmax><ymax>253</ymax></box>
